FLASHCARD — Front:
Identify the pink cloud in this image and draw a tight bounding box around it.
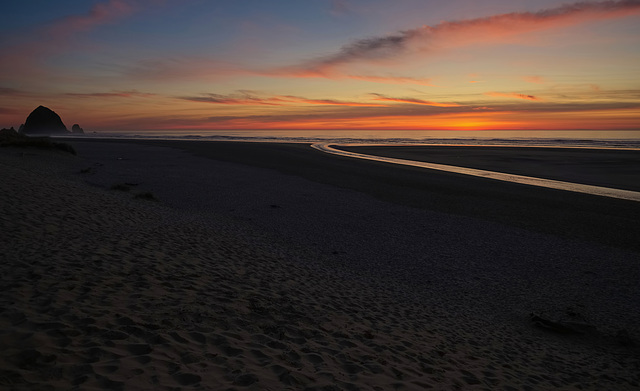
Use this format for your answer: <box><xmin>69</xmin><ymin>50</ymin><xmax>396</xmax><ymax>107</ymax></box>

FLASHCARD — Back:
<box><xmin>285</xmin><ymin>1</ymin><xmax>640</xmax><ymax>75</ymax></box>
<box><xmin>485</xmin><ymin>92</ymin><xmax>541</xmax><ymax>101</ymax></box>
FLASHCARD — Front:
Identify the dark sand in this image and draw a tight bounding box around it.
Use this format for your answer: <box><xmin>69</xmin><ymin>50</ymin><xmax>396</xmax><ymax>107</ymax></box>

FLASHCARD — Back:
<box><xmin>130</xmin><ymin>140</ymin><xmax>640</xmax><ymax>251</ymax></box>
<box><xmin>2</xmin><ymin>139</ymin><xmax>639</xmax><ymax>390</ymax></box>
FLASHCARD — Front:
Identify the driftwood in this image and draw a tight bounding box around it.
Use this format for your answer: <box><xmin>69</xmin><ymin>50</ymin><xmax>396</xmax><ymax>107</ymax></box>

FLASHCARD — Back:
<box><xmin>529</xmin><ymin>313</ymin><xmax>597</xmax><ymax>335</ymax></box>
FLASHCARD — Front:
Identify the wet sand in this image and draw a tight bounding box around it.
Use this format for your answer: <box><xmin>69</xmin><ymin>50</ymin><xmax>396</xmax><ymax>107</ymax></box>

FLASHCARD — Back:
<box><xmin>337</xmin><ymin>144</ymin><xmax>640</xmax><ymax>192</ymax></box>
<box><xmin>1</xmin><ymin>139</ymin><xmax>639</xmax><ymax>390</ymax></box>
<box><xmin>135</xmin><ymin>140</ymin><xmax>640</xmax><ymax>251</ymax></box>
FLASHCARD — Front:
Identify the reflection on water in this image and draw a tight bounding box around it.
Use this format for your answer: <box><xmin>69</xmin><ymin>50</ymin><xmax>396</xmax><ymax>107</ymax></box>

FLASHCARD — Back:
<box><xmin>311</xmin><ymin>143</ymin><xmax>640</xmax><ymax>202</ymax></box>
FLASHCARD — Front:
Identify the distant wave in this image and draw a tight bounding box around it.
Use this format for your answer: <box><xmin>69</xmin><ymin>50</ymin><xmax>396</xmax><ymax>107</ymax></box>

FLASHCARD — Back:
<box><xmin>58</xmin><ymin>131</ymin><xmax>640</xmax><ymax>150</ymax></box>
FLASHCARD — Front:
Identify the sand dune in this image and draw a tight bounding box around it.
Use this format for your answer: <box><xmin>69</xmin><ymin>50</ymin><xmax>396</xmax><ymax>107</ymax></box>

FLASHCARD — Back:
<box><xmin>1</xmin><ymin>142</ymin><xmax>639</xmax><ymax>390</ymax></box>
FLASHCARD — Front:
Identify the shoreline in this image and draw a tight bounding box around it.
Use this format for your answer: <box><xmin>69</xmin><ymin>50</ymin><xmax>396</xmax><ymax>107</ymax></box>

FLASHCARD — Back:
<box><xmin>2</xmin><ymin>139</ymin><xmax>640</xmax><ymax>389</ymax></box>
<box><xmin>314</xmin><ymin>143</ymin><xmax>640</xmax><ymax>202</ymax></box>
<box><xmin>335</xmin><ymin>144</ymin><xmax>640</xmax><ymax>192</ymax></box>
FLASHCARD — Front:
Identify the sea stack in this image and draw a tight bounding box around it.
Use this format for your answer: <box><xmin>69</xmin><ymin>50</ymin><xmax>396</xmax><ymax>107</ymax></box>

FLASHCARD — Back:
<box><xmin>22</xmin><ymin>106</ymin><xmax>69</xmax><ymax>134</ymax></box>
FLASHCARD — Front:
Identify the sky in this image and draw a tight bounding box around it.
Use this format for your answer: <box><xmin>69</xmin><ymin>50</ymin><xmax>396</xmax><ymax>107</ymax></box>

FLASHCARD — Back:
<box><xmin>1</xmin><ymin>0</ymin><xmax>639</xmax><ymax>132</ymax></box>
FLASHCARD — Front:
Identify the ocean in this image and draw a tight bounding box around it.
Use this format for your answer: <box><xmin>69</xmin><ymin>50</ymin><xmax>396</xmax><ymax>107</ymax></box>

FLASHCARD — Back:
<box><xmin>63</xmin><ymin>129</ymin><xmax>640</xmax><ymax>149</ymax></box>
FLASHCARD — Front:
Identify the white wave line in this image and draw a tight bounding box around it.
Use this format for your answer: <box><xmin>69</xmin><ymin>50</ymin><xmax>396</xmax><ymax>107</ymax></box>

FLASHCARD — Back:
<box><xmin>311</xmin><ymin>143</ymin><xmax>640</xmax><ymax>202</ymax></box>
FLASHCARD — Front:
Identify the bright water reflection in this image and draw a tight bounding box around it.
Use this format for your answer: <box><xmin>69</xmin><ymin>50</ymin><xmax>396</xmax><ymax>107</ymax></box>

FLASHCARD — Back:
<box><xmin>311</xmin><ymin>143</ymin><xmax>640</xmax><ymax>202</ymax></box>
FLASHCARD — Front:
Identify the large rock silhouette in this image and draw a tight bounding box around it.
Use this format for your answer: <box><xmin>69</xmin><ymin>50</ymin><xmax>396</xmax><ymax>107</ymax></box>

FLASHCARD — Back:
<box><xmin>22</xmin><ymin>106</ymin><xmax>69</xmax><ymax>134</ymax></box>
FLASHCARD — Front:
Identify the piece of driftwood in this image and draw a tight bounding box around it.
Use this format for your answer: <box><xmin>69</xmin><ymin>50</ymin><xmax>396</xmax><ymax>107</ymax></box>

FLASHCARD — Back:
<box><xmin>529</xmin><ymin>313</ymin><xmax>596</xmax><ymax>335</ymax></box>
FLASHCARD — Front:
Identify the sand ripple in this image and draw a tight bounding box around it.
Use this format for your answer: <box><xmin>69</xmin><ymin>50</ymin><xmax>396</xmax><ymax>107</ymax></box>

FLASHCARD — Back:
<box><xmin>1</xmin><ymin>147</ymin><xmax>639</xmax><ymax>390</ymax></box>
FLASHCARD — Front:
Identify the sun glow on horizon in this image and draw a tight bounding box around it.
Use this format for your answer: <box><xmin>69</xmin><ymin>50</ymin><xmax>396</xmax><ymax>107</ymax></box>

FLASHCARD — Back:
<box><xmin>0</xmin><ymin>1</ymin><xmax>638</xmax><ymax>133</ymax></box>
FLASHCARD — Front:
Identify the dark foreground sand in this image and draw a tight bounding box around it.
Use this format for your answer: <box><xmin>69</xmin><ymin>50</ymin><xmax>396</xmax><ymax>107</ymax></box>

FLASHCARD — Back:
<box><xmin>1</xmin><ymin>140</ymin><xmax>639</xmax><ymax>390</ymax></box>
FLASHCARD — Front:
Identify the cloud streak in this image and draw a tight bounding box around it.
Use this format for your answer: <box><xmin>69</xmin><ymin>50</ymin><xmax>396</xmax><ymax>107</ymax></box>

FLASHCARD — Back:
<box><xmin>485</xmin><ymin>92</ymin><xmax>541</xmax><ymax>101</ymax></box>
<box><xmin>181</xmin><ymin>93</ymin><xmax>285</xmax><ymax>106</ymax></box>
<box><xmin>370</xmin><ymin>93</ymin><xmax>462</xmax><ymax>107</ymax></box>
<box><xmin>201</xmin><ymin>100</ymin><xmax>640</xmax><ymax>125</ymax></box>
<box><xmin>0</xmin><ymin>87</ymin><xmax>26</xmax><ymax>96</ymax></box>
<box><xmin>46</xmin><ymin>0</ymin><xmax>135</xmax><ymax>41</ymax></box>
<box><xmin>118</xmin><ymin>1</ymin><xmax>640</xmax><ymax>87</ymax></box>
<box><xmin>281</xmin><ymin>95</ymin><xmax>387</xmax><ymax>107</ymax></box>
<box><xmin>0</xmin><ymin>1</ymin><xmax>143</xmax><ymax>78</ymax></box>
<box><xmin>65</xmin><ymin>90</ymin><xmax>156</xmax><ymax>98</ymax></box>
<box><xmin>264</xmin><ymin>67</ymin><xmax>434</xmax><ymax>85</ymax></box>
<box><xmin>287</xmin><ymin>1</ymin><xmax>640</xmax><ymax>75</ymax></box>
<box><xmin>180</xmin><ymin>92</ymin><xmax>388</xmax><ymax>107</ymax></box>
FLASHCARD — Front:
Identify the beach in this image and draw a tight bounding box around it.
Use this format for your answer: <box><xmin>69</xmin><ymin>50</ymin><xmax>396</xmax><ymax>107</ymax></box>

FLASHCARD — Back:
<box><xmin>1</xmin><ymin>139</ymin><xmax>639</xmax><ymax>390</ymax></box>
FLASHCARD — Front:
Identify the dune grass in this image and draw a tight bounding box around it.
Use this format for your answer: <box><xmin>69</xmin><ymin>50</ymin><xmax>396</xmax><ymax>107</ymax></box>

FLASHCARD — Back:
<box><xmin>0</xmin><ymin>128</ymin><xmax>76</xmax><ymax>155</ymax></box>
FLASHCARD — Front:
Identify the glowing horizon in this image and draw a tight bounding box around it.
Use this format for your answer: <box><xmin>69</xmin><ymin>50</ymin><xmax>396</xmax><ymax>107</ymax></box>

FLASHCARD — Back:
<box><xmin>1</xmin><ymin>1</ymin><xmax>639</xmax><ymax>132</ymax></box>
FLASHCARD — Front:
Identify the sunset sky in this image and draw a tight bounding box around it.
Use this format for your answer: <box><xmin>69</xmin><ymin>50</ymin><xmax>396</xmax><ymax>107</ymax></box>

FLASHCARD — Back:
<box><xmin>1</xmin><ymin>0</ymin><xmax>639</xmax><ymax>132</ymax></box>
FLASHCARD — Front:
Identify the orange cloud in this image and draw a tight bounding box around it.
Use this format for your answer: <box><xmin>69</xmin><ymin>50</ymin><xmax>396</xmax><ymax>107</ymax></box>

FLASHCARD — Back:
<box><xmin>286</xmin><ymin>1</ymin><xmax>640</xmax><ymax>75</ymax></box>
<box><xmin>46</xmin><ymin>95</ymin><xmax>640</xmax><ymax>131</ymax></box>
<box><xmin>370</xmin><ymin>93</ymin><xmax>462</xmax><ymax>107</ymax></box>
<box><xmin>485</xmin><ymin>92</ymin><xmax>541</xmax><ymax>101</ymax></box>
<box><xmin>180</xmin><ymin>92</ymin><xmax>387</xmax><ymax>107</ymax></box>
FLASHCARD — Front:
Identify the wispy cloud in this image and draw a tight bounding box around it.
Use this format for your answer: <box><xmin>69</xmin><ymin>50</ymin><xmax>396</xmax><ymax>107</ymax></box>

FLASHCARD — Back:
<box><xmin>281</xmin><ymin>95</ymin><xmax>387</xmax><ymax>107</ymax></box>
<box><xmin>61</xmin><ymin>92</ymin><xmax>640</xmax><ymax>131</ymax></box>
<box><xmin>199</xmin><ymin>100</ymin><xmax>640</xmax><ymax>128</ymax></box>
<box><xmin>123</xmin><ymin>58</ymin><xmax>244</xmax><ymax>81</ymax></box>
<box><xmin>181</xmin><ymin>93</ymin><xmax>285</xmax><ymax>106</ymax></box>
<box><xmin>264</xmin><ymin>67</ymin><xmax>434</xmax><ymax>85</ymax></box>
<box><xmin>180</xmin><ymin>92</ymin><xmax>387</xmax><ymax>107</ymax></box>
<box><xmin>344</xmin><ymin>74</ymin><xmax>433</xmax><ymax>85</ymax></box>
<box><xmin>0</xmin><ymin>1</ymin><xmax>144</xmax><ymax>78</ymax></box>
<box><xmin>7</xmin><ymin>0</ymin><xmax>137</xmax><ymax>55</ymax></box>
<box><xmin>284</xmin><ymin>1</ymin><xmax>640</xmax><ymax>76</ymax></box>
<box><xmin>370</xmin><ymin>93</ymin><xmax>462</xmax><ymax>107</ymax></box>
<box><xmin>46</xmin><ymin>0</ymin><xmax>135</xmax><ymax>41</ymax></box>
<box><xmin>65</xmin><ymin>90</ymin><xmax>156</xmax><ymax>98</ymax></box>
<box><xmin>0</xmin><ymin>87</ymin><xmax>26</xmax><ymax>96</ymax></box>
<box><xmin>485</xmin><ymin>92</ymin><xmax>541</xmax><ymax>101</ymax></box>
<box><xmin>0</xmin><ymin>107</ymin><xmax>20</xmax><ymax>115</ymax></box>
